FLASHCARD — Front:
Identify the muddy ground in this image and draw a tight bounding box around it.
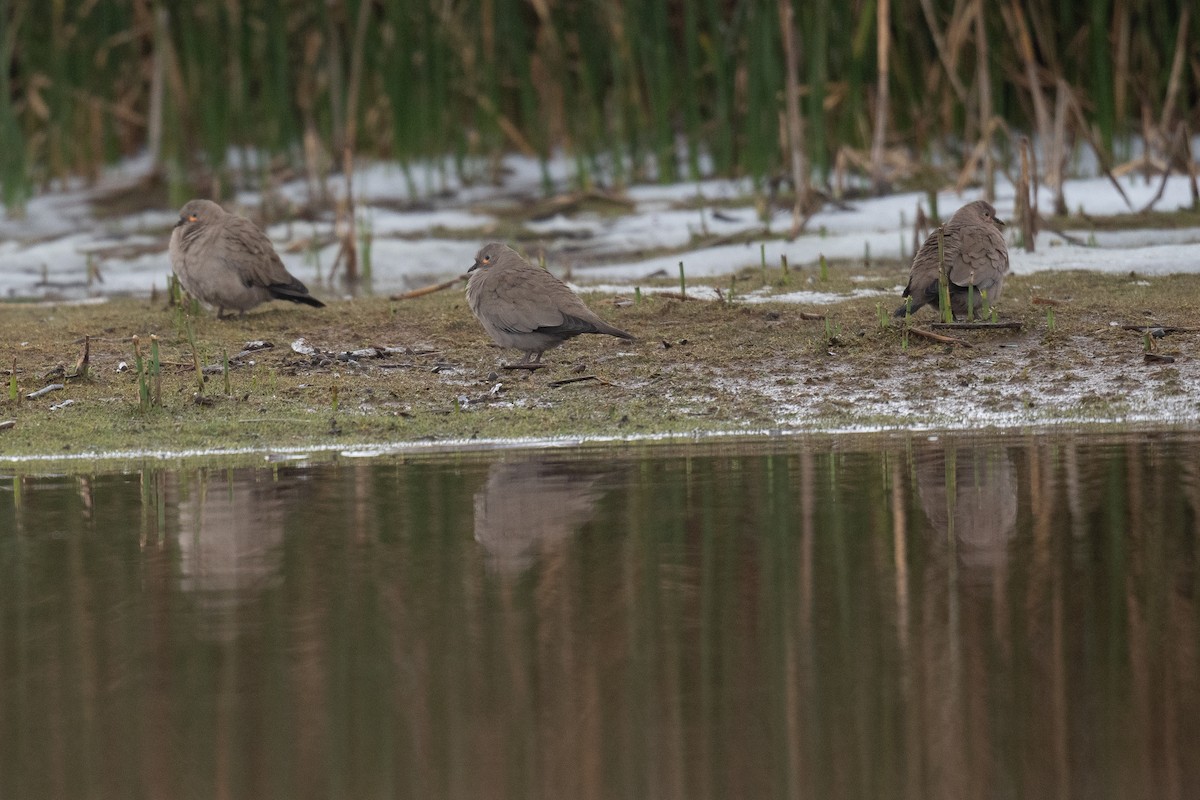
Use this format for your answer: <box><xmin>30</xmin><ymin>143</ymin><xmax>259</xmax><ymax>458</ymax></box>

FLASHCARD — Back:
<box><xmin>2</xmin><ymin>254</ymin><xmax>1198</xmax><ymax>470</ymax></box>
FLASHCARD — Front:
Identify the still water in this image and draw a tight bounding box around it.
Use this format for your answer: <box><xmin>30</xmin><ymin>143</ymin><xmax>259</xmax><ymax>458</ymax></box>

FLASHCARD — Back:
<box><xmin>1</xmin><ymin>432</ymin><xmax>1198</xmax><ymax>799</ymax></box>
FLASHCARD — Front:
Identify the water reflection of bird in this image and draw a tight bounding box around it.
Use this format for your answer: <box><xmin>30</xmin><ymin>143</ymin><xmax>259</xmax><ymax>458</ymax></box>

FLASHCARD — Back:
<box><xmin>169</xmin><ymin>469</ymin><xmax>295</xmax><ymax>635</ymax></box>
<box><xmin>473</xmin><ymin>459</ymin><xmax>608</xmax><ymax>573</ymax></box>
<box><xmin>914</xmin><ymin>445</ymin><xmax>1017</xmax><ymax>575</ymax></box>
<box><xmin>895</xmin><ymin>200</ymin><xmax>1009</xmax><ymax>320</ymax></box>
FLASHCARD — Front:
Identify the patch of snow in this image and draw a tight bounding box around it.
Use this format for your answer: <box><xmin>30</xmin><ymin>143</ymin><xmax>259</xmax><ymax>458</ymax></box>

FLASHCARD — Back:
<box><xmin>2</xmin><ymin>151</ymin><xmax>1199</xmax><ymax>302</ymax></box>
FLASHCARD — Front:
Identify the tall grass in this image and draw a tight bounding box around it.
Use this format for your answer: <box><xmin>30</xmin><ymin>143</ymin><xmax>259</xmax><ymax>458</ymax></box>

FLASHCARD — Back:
<box><xmin>0</xmin><ymin>0</ymin><xmax>1197</xmax><ymax>207</ymax></box>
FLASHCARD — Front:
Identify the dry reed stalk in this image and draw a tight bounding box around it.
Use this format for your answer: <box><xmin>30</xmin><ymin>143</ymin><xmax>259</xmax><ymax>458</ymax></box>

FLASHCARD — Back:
<box><xmin>912</xmin><ymin>202</ymin><xmax>928</xmax><ymax>258</ymax></box>
<box><xmin>1138</xmin><ymin>124</ymin><xmax>1196</xmax><ymax>213</ymax></box>
<box><xmin>145</xmin><ymin>7</ymin><xmax>168</xmax><ymax>174</ymax></box>
<box><xmin>331</xmin><ymin>0</ymin><xmax>373</xmax><ymax>285</ymax></box>
<box><xmin>1050</xmin><ymin>78</ymin><xmax>1070</xmax><ymax>214</ymax></box>
<box><xmin>869</xmin><ymin>0</ymin><xmax>891</xmax><ymax>194</ymax></box>
<box><xmin>1017</xmin><ymin>136</ymin><xmax>1036</xmax><ymax>252</ymax></box>
<box><xmin>344</xmin><ymin>0</ymin><xmax>372</xmax><ymax>146</ymax></box>
<box><xmin>778</xmin><ymin>0</ymin><xmax>810</xmax><ymax>237</ymax></box>
<box><xmin>954</xmin><ymin>116</ymin><xmax>1004</xmax><ymax>193</ymax></box>
<box><xmin>975</xmin><ymin>0</ymin><xmax>994</xmax><ymax>200</ymax></box>
<box><xmin>1157</xmin><ymin>5</ymin><xmax>1190</xmax><ymax>147</ymax></box>
<box><xmin>917</xmin><ymin>0</ymin><xmax>969</xmax><ymax>103</ymax></box>
<box><xmin>333</xmin><ymin>146</ymin><xmax>358</xmax><ymax>283</ymax></box>
<box><xmin>1113</xmin><ymin>0</ymin><xmax>1131</xmax><ymax>127</ymax></box>
<box><xmin>528</xmin><ymin>1</ymin><xmax>567</xmax><ymax>152</ymax></box>
<box><xmin>1002</xmin><ymin>1</ymin><xmax>1060</xmax><ymax>206</ymax></box>
<box><xmin>1183</xmin><ymin>124</ymin><xmax>1199</xmax><ymax>208</ymax></box>
<box><xmin>1067</xmin><ymin>95</ymin><xmax>1133</xmax><ymax>210</ymax></box>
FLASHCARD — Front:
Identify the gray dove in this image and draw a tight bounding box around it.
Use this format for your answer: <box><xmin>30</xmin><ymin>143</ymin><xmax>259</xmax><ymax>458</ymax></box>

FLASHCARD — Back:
<box><xmin>466</xmin><ymin>243</ymin><xmax>634</xmax><ymax>363</ymax></box>
<box><xmin>894</xmin><ymin>200</ymin><xmax>1009</xmax><ymax>320</ymax></box>
<box><xmin>169</xmin><ymin>199</ymin><xmax>324</xmax><ymax>318</ymax></box>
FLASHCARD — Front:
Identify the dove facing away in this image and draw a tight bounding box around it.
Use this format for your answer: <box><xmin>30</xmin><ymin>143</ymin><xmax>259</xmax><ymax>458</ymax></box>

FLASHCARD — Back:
<box><xmin>169</xmin><ymin>199</ymin><xmax>325</xmax><ymax>318</ymax></box>
<box><xmin>895</xmin><ymin>200</ymin><xmax>1009</xmax><ymax>320</ymax></box>
<box><xmin>466</xmin><ymin>243</ymin><xmax>634</xmax><ymax>363</ymax></box>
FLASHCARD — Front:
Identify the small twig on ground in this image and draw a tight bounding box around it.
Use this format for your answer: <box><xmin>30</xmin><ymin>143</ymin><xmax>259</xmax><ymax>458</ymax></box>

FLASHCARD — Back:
<box><xmin>547</xmin><ymin>375</ymin><xmax>612</xmax><ymax>388</ymax></box>
<box><xmin>390</xmin><ymin>274</ymin><xmax>468</xmax><ymax>300</ymax></box>
<box><xmin>1120</xmin><ymin>325</ymin><xmax>1200</xmax><ymax>334</ymax></box>
<box><xmin>908</xmin><ymin>327</ymin><xmax>973</xmax><ymax>346</ymax></box>
<box><xmin>799</xmin><ymin>311</ymin><xmax>826</xmax><ymax>321</ymax></box>
<box><xmin>929</xmin><ymin>322</ymin><xmax>1024</xmax><ymax>330</ymax></box>
<box><xmin>26</xmin><ymin>383</ymin><xmax>66</xmax><ymax>400</ymax></box>
<box><xmin>501</xmin><ymin>363</ymin><xmax>546</xmax><ymax>371</ymax></box>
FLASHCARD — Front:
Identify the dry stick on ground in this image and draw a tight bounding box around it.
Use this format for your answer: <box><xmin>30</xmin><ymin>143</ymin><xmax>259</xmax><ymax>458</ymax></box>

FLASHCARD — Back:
<box><xmin>655</xmin><ymin>292</ymin><xmax>708</xmax><ymax>302</ymax></box>
<box><xmin>547</xmin><ymin>375</ymin><xmax>612</xmax><ymax>388</ymax></box>
<box><xmin>930</xmin><ymin>322</ymin><xmax>1024</xmax><ymax>330</ymax></box>
<box><xmin>908</xmin><ymin>327</ymin><xmax>972</xmax><ymax>347</ymax></box>
<box><xmin>25</xmin><ymin>384</ymin><xmax>65</xmax><ymax>400</ymax></box>
<box><xmin>529</xmin><ymin>190</ymin><xmax>634</xmax><ymax>220</ymax></box>
<box><xmin>1120</xmin><ymin>325</ymin><xmax>1200</xmax><ymax>334</ymax></box>
<box><xmin>389</xmin><ymin>275</ymin><xmax>469</xmax><ymax>301</ymax></box>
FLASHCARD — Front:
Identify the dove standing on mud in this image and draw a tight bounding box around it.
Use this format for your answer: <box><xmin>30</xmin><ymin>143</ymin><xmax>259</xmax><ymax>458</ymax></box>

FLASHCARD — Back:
<box><xmin>895</xmin><ymin>200</ymin><xmax>1009</xmax><ymax>320</ymax></box>
<box><xmin>169</xmin><ymin>199</ymin><xmax>325</xmax><ymax>318</ymax></box>
<box><xmin>466</xmin><ymin>242</ymin><xmax>635</xmax><ymax>363</ymax></box>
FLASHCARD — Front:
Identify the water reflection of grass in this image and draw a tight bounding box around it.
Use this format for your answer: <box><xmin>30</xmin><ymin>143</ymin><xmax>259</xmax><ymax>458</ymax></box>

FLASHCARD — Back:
<box><xmin>2</xmin><ymin>1</ymin><xmax>1195</xmax><ymax>207</ymax></box>
<box><xmin>4</xmin><ymin>437</ymin><xmax>1200</xmax><ymax>796</ymax></box>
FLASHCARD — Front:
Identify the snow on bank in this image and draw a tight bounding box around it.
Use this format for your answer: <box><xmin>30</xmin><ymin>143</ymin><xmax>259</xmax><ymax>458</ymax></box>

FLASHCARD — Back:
<box><xmin>1</xmin><ymin>154</ymin><xmax>1198</xmax><ymax>301</ymax></box>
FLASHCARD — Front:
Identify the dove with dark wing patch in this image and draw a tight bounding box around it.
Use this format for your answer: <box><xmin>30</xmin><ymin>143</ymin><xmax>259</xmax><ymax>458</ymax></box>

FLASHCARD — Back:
<box><xmin>169</xmin><ymin>199</ymin><xmax>325</xmax><ymax>318</ymax></box>
<box><xmin>895</xmin><ymin>200</ymin><xmax>1009</xmax><ymax>320</ymax></box>
<box><xmin>466</xmin><ymin>243</ymin><xmax>634</xmax><ymax>363</ymax></box>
